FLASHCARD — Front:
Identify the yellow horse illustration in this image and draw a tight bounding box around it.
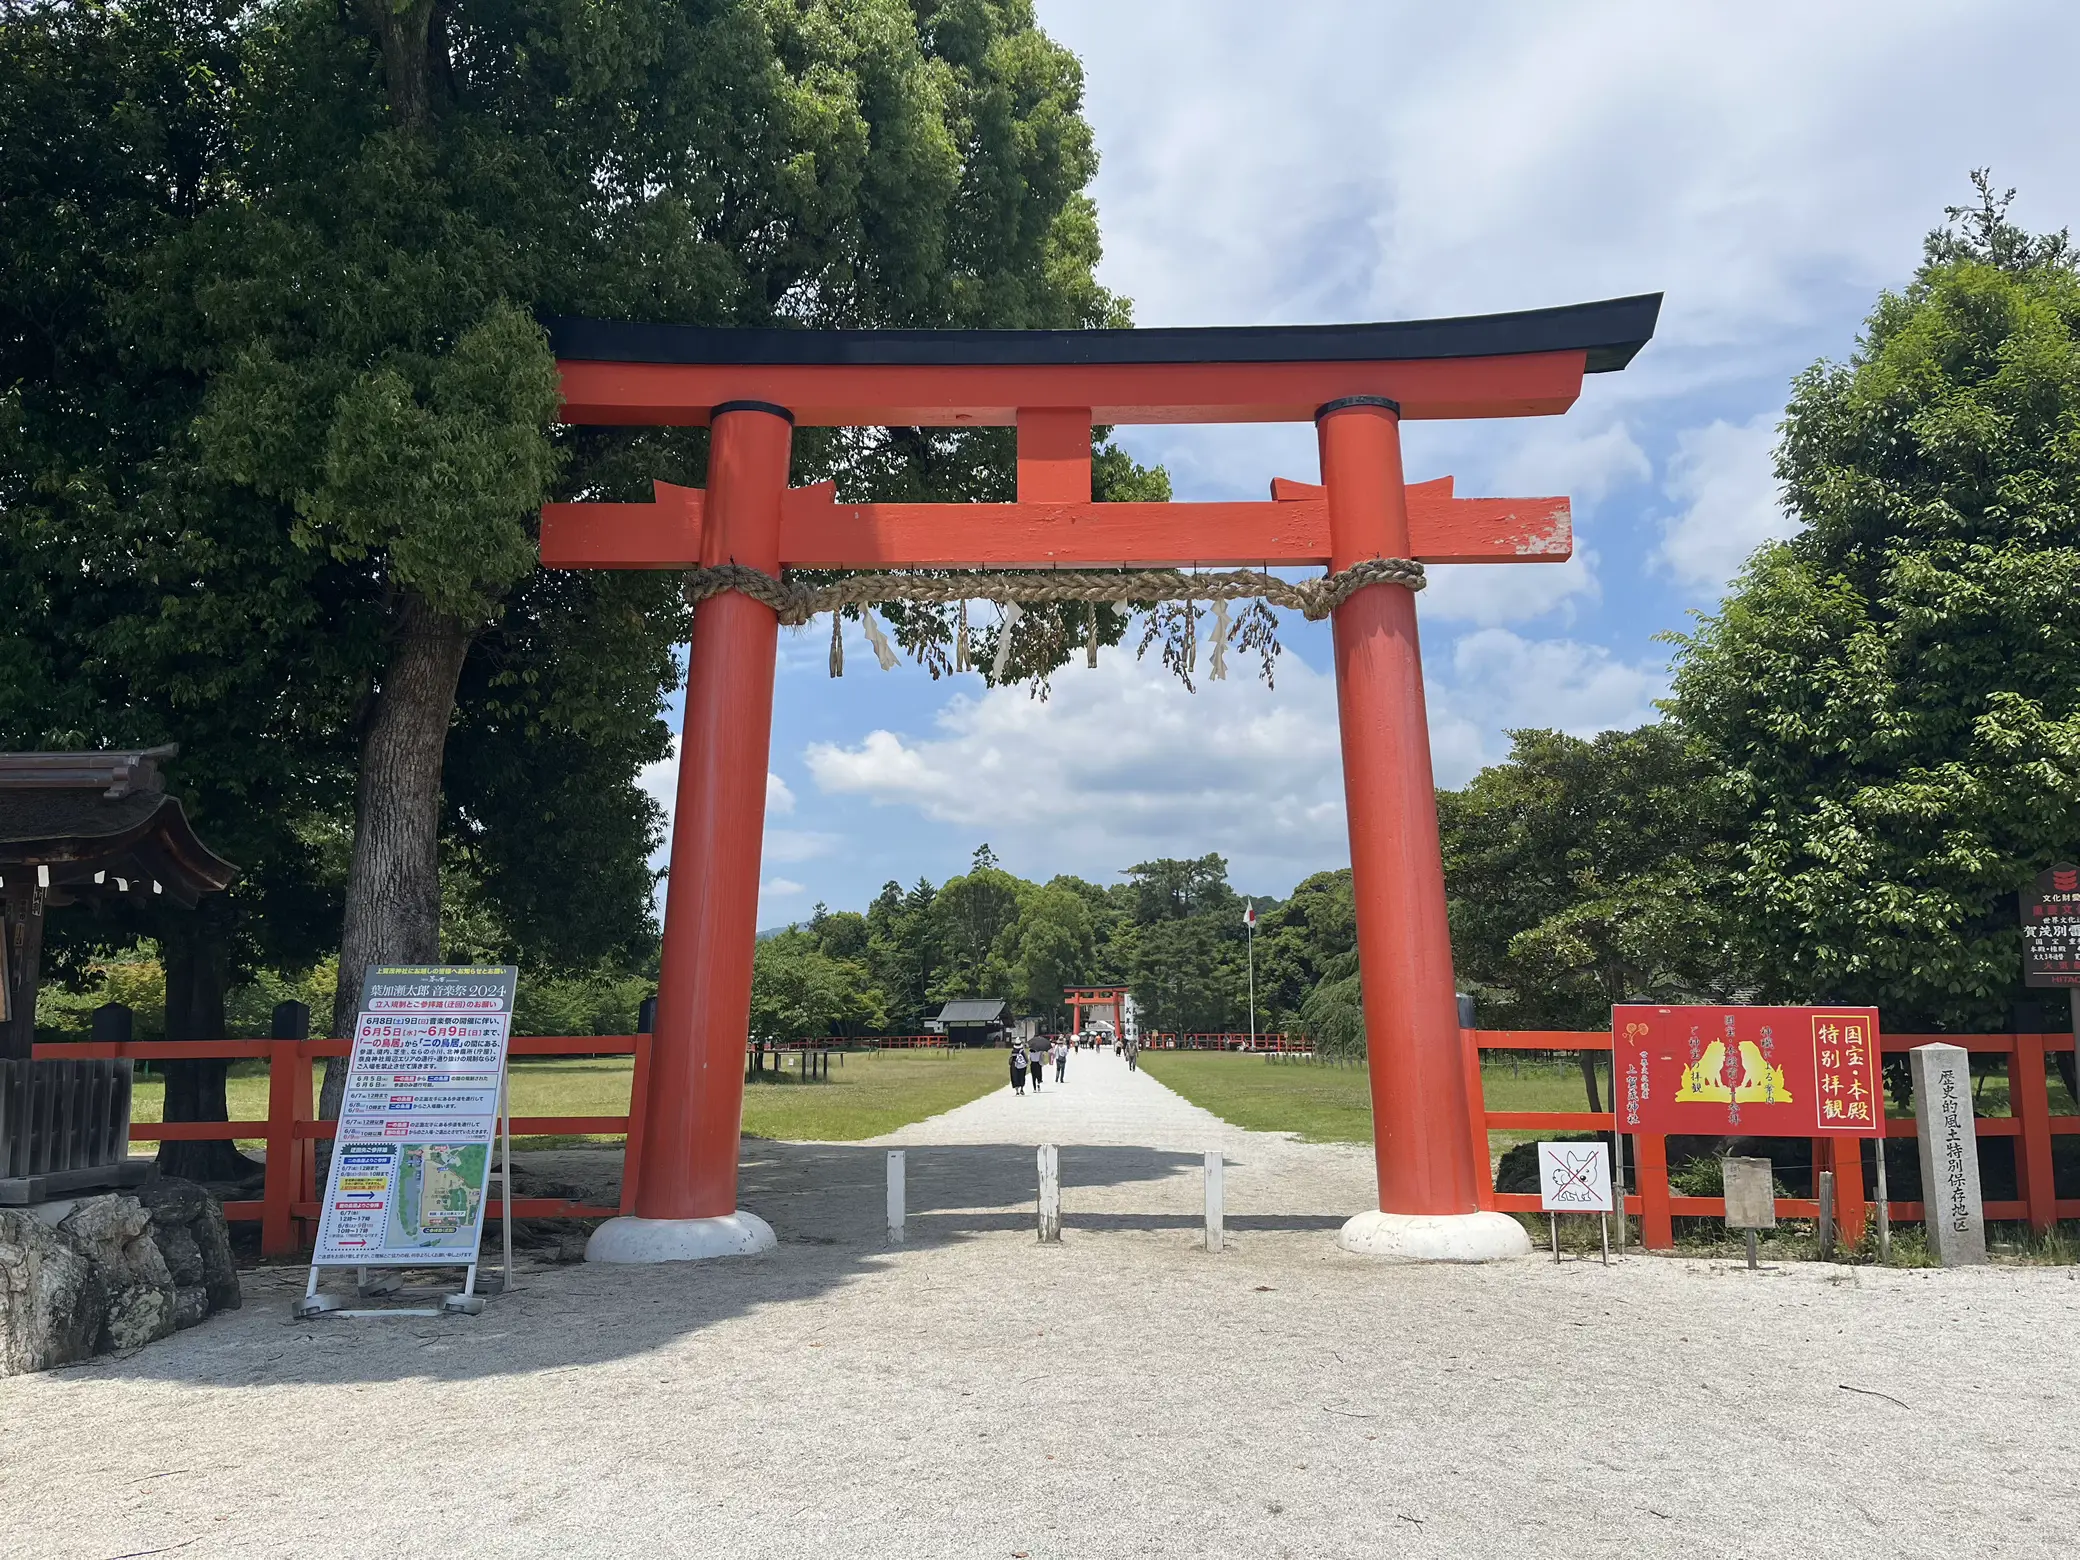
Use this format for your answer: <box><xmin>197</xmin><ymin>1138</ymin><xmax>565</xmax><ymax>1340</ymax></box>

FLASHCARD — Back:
<box><xmin>1674</xmin><ymin>1040</ymin><xmax>1792</xmax><ymax>1104</ymax></box>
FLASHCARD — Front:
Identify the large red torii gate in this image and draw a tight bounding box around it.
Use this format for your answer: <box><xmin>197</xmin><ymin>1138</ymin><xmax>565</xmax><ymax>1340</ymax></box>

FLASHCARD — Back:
<box><xmin>541</xmin><ymin>296</ymin><xmax>1660</xmax><ymax>1263</ymax></box>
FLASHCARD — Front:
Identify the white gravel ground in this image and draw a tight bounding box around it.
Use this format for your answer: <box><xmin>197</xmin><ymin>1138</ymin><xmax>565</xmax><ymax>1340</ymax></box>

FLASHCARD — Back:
<box><xmin>5</xmin><ymin>1050</ymin><xmax>2078</xmax><ymax>1559</ymax></box>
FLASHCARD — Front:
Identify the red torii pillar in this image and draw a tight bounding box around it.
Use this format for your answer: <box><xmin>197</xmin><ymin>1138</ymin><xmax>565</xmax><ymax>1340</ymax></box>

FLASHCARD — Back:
<box><xmin>547</xmin><ymin>298</ymin><xmax>1660</xmax><ymax>1264</ymax></box>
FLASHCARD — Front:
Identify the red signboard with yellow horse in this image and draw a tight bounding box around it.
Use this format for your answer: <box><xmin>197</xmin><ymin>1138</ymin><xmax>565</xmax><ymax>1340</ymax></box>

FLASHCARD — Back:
<box><xmin>1614</xmin><ymin>1005</ymin><xmax>1883</xmax><ymax>1138</ymax></box>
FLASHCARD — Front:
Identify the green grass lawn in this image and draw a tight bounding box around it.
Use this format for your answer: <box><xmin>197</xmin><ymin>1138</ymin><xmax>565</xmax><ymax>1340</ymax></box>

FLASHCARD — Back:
<box><xmin>1140</xmin><ymin>1050</ymin><xmax>1624</xmax><ymax>1165</ymax></box>
<box><xmin>128</xmin><ymin>1048</ymin><xmax>1006</xmax><ymax>1151</ymax></box>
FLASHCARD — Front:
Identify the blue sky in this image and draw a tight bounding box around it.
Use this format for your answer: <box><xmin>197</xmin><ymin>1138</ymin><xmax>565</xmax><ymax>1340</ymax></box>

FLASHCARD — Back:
<box><xmin>640</xmin><ymin>0</ymin><xmax>2080</xmax><ymax>926</ymax></box>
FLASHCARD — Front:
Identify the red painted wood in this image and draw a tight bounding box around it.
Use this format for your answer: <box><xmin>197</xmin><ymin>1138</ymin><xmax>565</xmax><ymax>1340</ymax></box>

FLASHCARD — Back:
<box><xmin>1466</xmin><ymin>1029</ymin><xmax>1612</xmax><ymax>1052</ymax></box>
<box><xmin>1637</xmin><ymin>1134</ymin><xmax>1673</xmax><ymax>1249</ymax></box>
<box><xmin>2011</xmin><ymin>1033</ymin><xmax>2057</xmax><ymax>1233</ymax></box>
<box><xmin>34</xmin><ymin>1039</ymin><xmax>274</xmax><ymax>1060</ymax></box>
<box><xmin>1486</xmin><ymin>1110</ymin><xmax>1618</xmax><ymax>1129</ymax></box>
<box><xmin>130</xmin><ymin>1120</ymin><xmax>268</xmax><ymax>1140</ymax></box>
<box><xmin>1016</xmin><ymin>408</ymin><xmax>1093</xmax><ymax>502</ymax></box>
<box><xmin>553</xmin><ymin>350</ymin><xmax>1589</xmax><ymax>428</ymax></box>
<box><xmin>1323</xmin><ymin>401</ymin><xmax>1483</xmax><ymax>1218</ymax></box>
<box><xmin>260</xmin><ymin>1037</ymin><xmax>307</xmax><ymax>1256</ymax></box>
<box><xmin>621</xmin><ymin>1030</ymin><xmax>652</xmax><ymax>1215</ymax></box>
<box><xmin>636</xmin><ymin>406</ymin><xmax>792</xmax><ymax>1222</ymax></box>
<box><xmin>539</xmin><ymin>483</ymin><xmax>1571</xmax><ymax>571</ymax></box>
<box><xmin>1460</xmin><ymin>1029</ymin><xmax>1497</xmax><ymax>1211</ymax></box>
<box><xmin>1831</xmin><ymin>1135</ymin><xmax>1867</xmax><ymax>1246</ymax></box>
<box><xmin>508</xmin><ymin>1035</ymin><xmax>641</xmax><ymax>1056</ymax></box>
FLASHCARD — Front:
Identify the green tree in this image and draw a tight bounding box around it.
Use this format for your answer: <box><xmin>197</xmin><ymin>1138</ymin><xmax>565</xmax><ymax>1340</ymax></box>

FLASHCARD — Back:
<box><xmin>1671</xmin><ymin>175</ymin><xmax>2080</xmax><ymax>1034</ymax></box>
<box><xmin>932</xmin><ymin>845</ymin><xmax>1024</xmax><ymax>998</ymax></box>
<box><xmin>865</xmin><ymin>877</ymin><xmax>941</xmax><ymax>1031</ymax></box>
<box><xmin>1120</xmin><ymin>855</ymin><xmax>1245</xmax><ymax>1034</ymax></box>
<box><xmin>749</xmin><ymin>928</ymin><xmax>883</xmax><ymax>1042</ymax></box>
<box><xmin>1439</xmin><ymin>725</ymin><xmax>1736</xmax><ymax>1031</ymax></box>
<box><xmin>7</xmin><ymin>1</ymin><xmax>1152</xmax><ymax>1131</ymax></box>
<box><xmin>0</xmin><ymin>0</ymin><xmax>377</xmax><ymax>1173</ymax></box>
<box><xmin>1007</xmin><ymin>881</ymin><xmax>1095</xmax><ymax>1019</ymax></box>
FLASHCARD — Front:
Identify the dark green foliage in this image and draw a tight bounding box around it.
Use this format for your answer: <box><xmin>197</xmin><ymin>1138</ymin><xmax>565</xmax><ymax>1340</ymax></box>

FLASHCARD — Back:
<box><xmin>1672</xmin><ymin>176</ymin><xmax>2080</xmax><ymax>1031</ymax></box>
<box><xmin>1438</xmin><ymin>725</ymin><xmax>1737</xmax><ymax>1031</ymax></box>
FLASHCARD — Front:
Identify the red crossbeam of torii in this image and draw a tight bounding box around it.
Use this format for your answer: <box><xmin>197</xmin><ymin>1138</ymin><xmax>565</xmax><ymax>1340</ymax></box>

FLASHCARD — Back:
<box><xmin>541</xmin><ymin>295</ymin><xmax>1661</xmax><ymax>1264</ymax></box>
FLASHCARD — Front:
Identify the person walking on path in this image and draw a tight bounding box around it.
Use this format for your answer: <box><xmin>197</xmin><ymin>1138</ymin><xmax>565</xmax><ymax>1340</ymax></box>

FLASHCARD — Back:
<box><xmin>1028</xmin><ymin>1045</ymin><xmax>1046</xmax><ymax>1093</ymax></box>
<box><xmin>1052</xmin><ymin>1037</ymin><xmax>1068</xmax><ymax>1083</ymax></box>
<box><xmin>1009</xmin><ymin>1039</ymin><xmax>1028</xmax><ymax>1095</ymax></box>
<box><xmin>1125</xmin><ymin>1034</ymin><xmax>1140</xmax><ymax>1072</ymax></box>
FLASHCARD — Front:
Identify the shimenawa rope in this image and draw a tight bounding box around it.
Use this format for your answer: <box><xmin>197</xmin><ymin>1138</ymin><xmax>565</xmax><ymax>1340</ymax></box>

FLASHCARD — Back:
<box><xmin>681</xmin><ymin>556</ymin><xmax>1424</xmax><ymax>625</ymax></box>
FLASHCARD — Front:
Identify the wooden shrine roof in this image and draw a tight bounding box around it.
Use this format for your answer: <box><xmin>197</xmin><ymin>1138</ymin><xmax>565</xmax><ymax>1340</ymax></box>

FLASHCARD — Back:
<box><xmin>0</xmin><ymin>750</ymin><xmax>237</xmax><ymax>908</ymax></box>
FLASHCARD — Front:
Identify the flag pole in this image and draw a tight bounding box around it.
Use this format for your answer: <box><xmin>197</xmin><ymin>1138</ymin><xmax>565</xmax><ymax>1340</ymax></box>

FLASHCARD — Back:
<box><xmin>1245</xmin><ymin>902</ymin><xmax>1257</xmax><ymax>1053</ymax></box>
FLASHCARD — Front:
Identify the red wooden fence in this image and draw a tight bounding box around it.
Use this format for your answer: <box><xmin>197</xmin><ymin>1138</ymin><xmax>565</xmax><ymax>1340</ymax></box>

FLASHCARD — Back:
<box><xmin>1467</xmin><ymin>1028</ymin><xmax>2080</xmax><ymax>1249</ymax></box>
<box><xmin>33</xmin><ymin>1034</ymin><xmax>650</xmax><ymax>1257</ymax></box>
<box><xmin>36</xmin><ymin>1025</ymin><xmax>2077</xmax><ymax>1258</ymax></box>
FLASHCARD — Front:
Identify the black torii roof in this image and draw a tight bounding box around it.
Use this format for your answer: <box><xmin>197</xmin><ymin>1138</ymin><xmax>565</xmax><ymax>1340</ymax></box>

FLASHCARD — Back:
<box><xmin>545</xmin><ymin>293</ymin><xmax>1664</xmax><ymax>375</ymax></box>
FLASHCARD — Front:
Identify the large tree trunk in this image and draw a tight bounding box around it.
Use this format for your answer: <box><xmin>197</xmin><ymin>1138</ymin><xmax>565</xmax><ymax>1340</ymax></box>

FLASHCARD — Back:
<box><xmin>320</xmin><ymin>591</ymin><xmax>474</xmax><ymax>1124</ymax></box>
<box><xmin>158</xmin><ymin>897</ymin><xmax>261</xmax><ymax>1183</ymax></box>
<box><xmin>1578</xmin><ymin>1048</ymin><xmax>1603</xmax><ymax>1115</ymax></box>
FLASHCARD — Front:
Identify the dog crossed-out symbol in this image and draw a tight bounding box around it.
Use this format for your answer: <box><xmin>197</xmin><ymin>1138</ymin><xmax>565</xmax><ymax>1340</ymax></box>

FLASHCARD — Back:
<box><xmin>1547</xmin><ymin>1148</ymin><xmax>1601</xmax><ymax>1204</ymax></box>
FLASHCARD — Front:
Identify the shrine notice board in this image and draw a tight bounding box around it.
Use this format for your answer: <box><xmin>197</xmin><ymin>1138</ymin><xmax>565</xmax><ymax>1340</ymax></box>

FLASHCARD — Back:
<box><xmin>2021</xmin><ymin>863</ymin><xmax>2080</xmax><ymax>989</ymax></box>
<box><xmin>1614</xmin><ymin>1005</ymin><xmax>1883</xmax><ymax>1138</ymax></box>
<box><xmin>313</xmin><ymin>965</ymin><xmax>518</xmax><ymax>1267</ymax></box>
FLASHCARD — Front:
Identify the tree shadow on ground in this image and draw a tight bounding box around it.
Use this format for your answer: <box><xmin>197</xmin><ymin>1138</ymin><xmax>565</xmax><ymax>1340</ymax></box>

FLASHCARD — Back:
<box><xmin>69</xmin><ymin>1138</ymin><xmax>1303</xmax><ymax>1389</ymax></box>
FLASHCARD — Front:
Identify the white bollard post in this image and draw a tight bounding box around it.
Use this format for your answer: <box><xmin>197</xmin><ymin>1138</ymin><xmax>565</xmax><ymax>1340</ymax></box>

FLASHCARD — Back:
<box><xmin>886</xmin><ymin>1149</ymin><xmax>905</xmax><ymax>1244</ymax></box>
<box><xmin>1204</xmin><ymin>1150</ymin><xmax>1224</xmax><ymax>1253</ymax></box>
<box><xmin>1037</xmin><ymin>1144</ymin><xmax>1061</xmax><ymax>1242</ymax></box>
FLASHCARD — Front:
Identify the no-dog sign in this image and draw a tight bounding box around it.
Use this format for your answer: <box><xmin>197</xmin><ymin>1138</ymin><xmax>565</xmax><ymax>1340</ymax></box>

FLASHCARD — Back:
<box><xmin>1537</xmin><ymin>1141</ymin><xmax>1614</xmax><ymax>1213</ymax></box>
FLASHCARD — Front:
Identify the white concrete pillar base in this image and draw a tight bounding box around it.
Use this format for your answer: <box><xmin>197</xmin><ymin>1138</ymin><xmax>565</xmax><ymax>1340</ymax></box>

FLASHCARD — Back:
<box><xmin>1337</xmin><ymin>1209</ymin><xmax>1531</xmax><ymax>1263</ymax></box>
<box><xmin>584</xmin><ymin>1211</ymin><xmax>777</xmax><ymax>1264</ymax></box>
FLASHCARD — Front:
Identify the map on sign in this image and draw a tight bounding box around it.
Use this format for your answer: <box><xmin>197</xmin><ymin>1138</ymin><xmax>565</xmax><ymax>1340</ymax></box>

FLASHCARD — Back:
<box><xmin>1537</xmin><ymin>1141</ymin><xmax>1613</xmax><ymax>1213</ymax></box>
<box><xmin>313</xmin><ymin>966</ymin><xmax>516</xmax><ymax>1268</ymax></box>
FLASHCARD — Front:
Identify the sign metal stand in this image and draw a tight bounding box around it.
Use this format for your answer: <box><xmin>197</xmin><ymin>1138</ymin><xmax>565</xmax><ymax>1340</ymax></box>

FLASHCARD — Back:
<box><xmin>1536</xmin><ymin>1140</ymin><xmax>1615</xmax><ymax>1267</ymax></box>
<box><xmin>294</xmin><ymin>965</ymin><xmax>518</xmax><ymax>1320</ymax></box>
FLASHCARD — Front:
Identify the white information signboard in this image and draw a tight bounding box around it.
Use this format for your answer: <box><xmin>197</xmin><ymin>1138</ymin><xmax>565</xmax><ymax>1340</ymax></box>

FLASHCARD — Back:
<box><xmin>1537</xmin><ymin>1140</ymin><xmax>1614</xmax><ymax>1213</ymax></box>
<box><xmin>312</xmin><ymin>965</ymin><xmax>517</xmax><ymax>1271</ymax></box>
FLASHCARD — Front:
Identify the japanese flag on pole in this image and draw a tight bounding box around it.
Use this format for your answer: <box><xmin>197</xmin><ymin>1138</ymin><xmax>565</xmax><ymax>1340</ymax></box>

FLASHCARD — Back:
<box><xmin>1243</xmin><ymin>904</ymin><xmax>1256</xmax><ymax>928</ymax></box>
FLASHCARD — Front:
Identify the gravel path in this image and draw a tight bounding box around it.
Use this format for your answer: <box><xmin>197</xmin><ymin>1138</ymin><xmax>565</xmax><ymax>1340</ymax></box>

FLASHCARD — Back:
<box><xmin>5</xmin><ymin>1051</ymin><xmax>2077</xmax><ymax>1558</ymax></box>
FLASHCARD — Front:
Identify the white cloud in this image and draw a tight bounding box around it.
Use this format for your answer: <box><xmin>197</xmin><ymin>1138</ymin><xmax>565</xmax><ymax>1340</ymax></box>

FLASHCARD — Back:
<box><xmin>636</xmin><ymin>741</ymin><xmax>830</xmax><ymax>905</ymax></box>
<box><xmin>802</xmin><ymin>627</ymin><xmax>1667</xmax><ymax>887</ymax></box>
<box><xmin>758</xmin><ymin>876</ymin><xmax>807</xmax><ymax>928</ymax></box>
<box><xmin>806</xmin><ymin>650</ymin><xmax>1347</xmax><ymax>890</ymax></box>
<box><xmin>1046</xmin><ymin>1</ymin><xmax>2074</xmax><ymax>356</ymax></box>
<box><xmin>1421</xmin><ymin>550</ymin><xmax>1600</xmax><ymax>630</ymax></box>
<box><xmin>1655</xmin><ymin>412</ymin><xmax>1792</xmax><ymax>589</ymax></box>
<box><xmin>763</xmin><ymin>828</ymin><xmax>840</xmax><ymax>865</ymax></box>
<box><xmin>1425</xmin><ymin>629</ymin><xmax>1669</xmax><ymax>785</ymax></box>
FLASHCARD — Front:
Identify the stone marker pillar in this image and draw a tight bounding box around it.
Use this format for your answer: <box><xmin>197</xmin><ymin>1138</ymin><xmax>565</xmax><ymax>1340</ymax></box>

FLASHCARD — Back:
<box><xmin>1910</xmin><ymin>1043</ymin><xmax>1986</xmax><ymax>1265</ymax></box>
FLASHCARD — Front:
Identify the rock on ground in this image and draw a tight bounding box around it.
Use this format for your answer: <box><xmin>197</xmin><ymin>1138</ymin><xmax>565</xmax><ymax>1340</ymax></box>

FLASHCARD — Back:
<box><xmin>136</xmin><ymin>1175</ymin><xmax>242</xmax><ymax>1317</ymax></box>
<box><xmin>0</xmin><ymin>1179</ymin><xmax>243</xmax><ymax>1376</ymax></box>
<box><xmin>58</xmin><ymin>1195</ymin><xmax>175</xmax><ymax>1353</ymax></box>
<box><xmin>0</xmin><ymin>1210</ymin><xmax>102</xmax><ymax>1376</ymax></box>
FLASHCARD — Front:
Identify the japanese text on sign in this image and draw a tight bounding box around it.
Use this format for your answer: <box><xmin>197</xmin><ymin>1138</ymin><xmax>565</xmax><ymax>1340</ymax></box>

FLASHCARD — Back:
<box><xmin>312</xmin><ymin>965</ymin><xmax>516</xmax><ymax>1268</ymax></box>
<box><xmin>2021</xmin><ymin>864</ymin><xmax>2080</xmax><ymax>989</ymax></box>
<box><xmin>1615</xmin><ymin>1005</ymin><xmax>1883</xmax><ymax>1138</ymax></box>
